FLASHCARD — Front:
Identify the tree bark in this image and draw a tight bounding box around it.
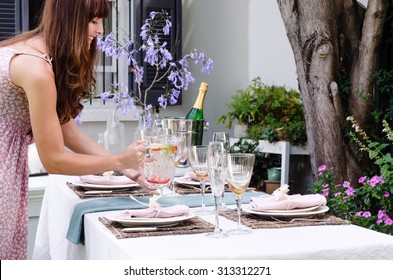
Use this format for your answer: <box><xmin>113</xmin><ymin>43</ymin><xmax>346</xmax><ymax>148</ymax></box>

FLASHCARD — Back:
<box><xmin>277</xmin><ymin>0</ymin><xmax>388</xmax><ymax>184</ymax></box>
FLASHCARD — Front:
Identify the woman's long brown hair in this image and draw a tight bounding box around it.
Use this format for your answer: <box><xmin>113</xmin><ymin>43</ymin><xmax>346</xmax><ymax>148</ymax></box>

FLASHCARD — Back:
<box><xmin>0</xmin><ymin>0</ymin><xmax>109</xmax><ymax>124</ymax></box>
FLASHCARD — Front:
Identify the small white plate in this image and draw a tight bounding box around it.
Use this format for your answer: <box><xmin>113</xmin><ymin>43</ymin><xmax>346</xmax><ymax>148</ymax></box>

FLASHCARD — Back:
<box><xmin>174</xmin><ymin>176</ymin><xmax>210</xmax><ymax>186</ymax></box>
<box><xmin>243</xmin><ymin>205</ymin><xmax>329</xmax><ymax>218</ymax></box>
<box><xmin>72</xmin><ymin>180</ymin><xmax>139</xmax><ymax>191</ymax></box>
<box><xmin>106</xmin><ymin>212</ymin><xmax>196</xmax><ymax>227</ymax></box>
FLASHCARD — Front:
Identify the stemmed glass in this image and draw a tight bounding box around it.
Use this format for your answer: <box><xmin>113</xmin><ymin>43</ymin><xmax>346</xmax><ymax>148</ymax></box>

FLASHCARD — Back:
<box><xmin>206</xmin><ymin>142</ymin><xmax>228</xmax><ymax>238</ymax></box>
<box><xmin>212</xmin><ymin>132</ymin><xmax>230</xmax><ymax>152</ymax></box>
<box><xmin>212</xmin><ymin>132</ymin><xmax>230</xmax><ymax>210</ymax></box>
<box><xmin>226</xmin><ymin>153</ymin><xmax>255</xmax><ymax>234</ymax></box>
<box><xmin>187</xmin><ymin>145</ymin><xmax>213</xmax><ymax>214</ymax></box>
<box><xmin>143</xmin><ymin>135</ymin><xmax>179</xmax><ymax>196</ymax></box>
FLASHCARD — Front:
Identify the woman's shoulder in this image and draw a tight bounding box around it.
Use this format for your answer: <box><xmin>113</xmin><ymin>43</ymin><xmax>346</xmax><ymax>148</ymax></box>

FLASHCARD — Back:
<box><xmin>10</xmin><ymin>48</ymin><xmax>54</xmax><ymax>89</ymax></box>
<box><xmin>6</xmin><ymin>39</ymin><xmax>52</xmax><ymax>65</ymax></box>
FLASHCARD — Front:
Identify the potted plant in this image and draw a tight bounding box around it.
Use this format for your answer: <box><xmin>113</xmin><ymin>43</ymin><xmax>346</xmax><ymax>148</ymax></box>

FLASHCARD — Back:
<box><xmin>217</xmin><ymin>77</ymin><xmax>307</xmax><ymax>146</ymax></box>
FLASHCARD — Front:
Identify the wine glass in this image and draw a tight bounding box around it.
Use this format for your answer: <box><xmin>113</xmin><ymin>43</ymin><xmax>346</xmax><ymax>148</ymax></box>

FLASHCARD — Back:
<box><xmin>143</xmin><ymin>135</ymin><xmax>179</xmax><ymax>196</ymax></box>
<box><xmin>226</xmin><ymin>153</ymin><xmax>255</xmax><ymax>234</ymax></box>
<box><xmin>212</xmin><ymin>132</ymin><xmax>229</xmax><ymax>152</ymax></box>
<box><xmin>187</xmin><ymin>145</ymin><xmax>213</xmax><ymax>215</ymax></box>
<box><xmin>206</xmin><ymin>142</ymin><xmax>228</xmax><ymax>238</ymax></box>
<box><xmin>173</xmin><ymin>133</ymin><xmax>186</xmax><ymax>167</ymax></box>
<box><xmin>212</xmin><ymin>132</ymin><xmax>230</xmax><ymax>210</ymax></box>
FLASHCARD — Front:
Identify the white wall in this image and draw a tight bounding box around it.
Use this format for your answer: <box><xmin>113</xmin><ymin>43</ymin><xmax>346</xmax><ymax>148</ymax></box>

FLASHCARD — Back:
<box><xmin>249</xmin><ymin>0</ymin><xmax>298</xmax><ymax>89</ymax></box>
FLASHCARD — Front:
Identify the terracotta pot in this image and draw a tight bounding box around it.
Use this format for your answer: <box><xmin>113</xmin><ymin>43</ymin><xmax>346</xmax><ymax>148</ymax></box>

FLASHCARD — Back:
<box><xmin>264</xmin><ymin>180</ymin><xmax>281</xmax><ymax>194</ymax></box>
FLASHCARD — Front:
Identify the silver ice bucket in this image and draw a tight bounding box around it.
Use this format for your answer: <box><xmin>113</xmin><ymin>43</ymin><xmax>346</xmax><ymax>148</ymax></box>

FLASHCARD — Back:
<box><xmin>159</xmin><ymin>117</ymin><xmax>209</xmax><ymax>167</ymax></box>
<box><xmin>160</xmin><ymin>117</ymin><xmax>209</xmax><ymax>146</ymax></box>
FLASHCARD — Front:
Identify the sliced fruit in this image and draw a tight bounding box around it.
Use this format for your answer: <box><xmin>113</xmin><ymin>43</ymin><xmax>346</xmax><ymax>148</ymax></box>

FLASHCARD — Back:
<box><xmin>147</xmin><ymin>176</ymin><xmax>170</xmax><ymax>184</ymax></box>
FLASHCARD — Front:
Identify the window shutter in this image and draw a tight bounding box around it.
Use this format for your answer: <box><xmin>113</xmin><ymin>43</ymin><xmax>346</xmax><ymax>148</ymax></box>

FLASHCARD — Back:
<box><xmin>0</xmin><ymin>0</ymin><xmax>19</xmax><ymax>41</ymax></box>
<box><xmin>0</xmin><ymin>0</ymin><xmax>28</xmax><ymax>42</ymax></box>
<box><xmin>132</xmin><ymin>0</ymin><xmax>182</xmax><ymax>107</ymax></box>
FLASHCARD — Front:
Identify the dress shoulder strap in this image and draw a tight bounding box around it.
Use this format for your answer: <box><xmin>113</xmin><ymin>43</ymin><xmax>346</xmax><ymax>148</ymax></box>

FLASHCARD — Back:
<box><xmin>13</xmin><ymin>50</ymin><xmax>53</xmax><ymax>66</ymax></box>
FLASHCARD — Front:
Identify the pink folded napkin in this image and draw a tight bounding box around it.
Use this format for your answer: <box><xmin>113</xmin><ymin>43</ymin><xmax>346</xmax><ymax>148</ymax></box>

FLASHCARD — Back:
<box><xmin>120</xmin><ymin>205</ymin><xmax>190</xmax><ymax>218</ymax></box>
<box><xmin>183</xmin><ymin>172</ymin><xmax>200</xmax><ymax>182</ymax></box>
<box><xmin>250</xmin><ymin>194</ymin><xmax>327</xmax><ymax>211</ymax></box>
<box><xmin>79</xmin><ymin>175</ymin><xmax>135</xmax><ymax>185</ymax></box>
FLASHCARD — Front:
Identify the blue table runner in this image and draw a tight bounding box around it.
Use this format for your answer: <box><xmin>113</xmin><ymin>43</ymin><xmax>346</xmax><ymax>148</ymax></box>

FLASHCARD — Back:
<box><xmin>66</xmin><ymin>191</ymin><xmax>266</xmax><ymax>244</ymax></box>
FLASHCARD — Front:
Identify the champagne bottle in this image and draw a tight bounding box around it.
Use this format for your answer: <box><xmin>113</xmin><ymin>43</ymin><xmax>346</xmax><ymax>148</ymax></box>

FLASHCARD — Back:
<box><xmin>185</xmin><ymin>82</ymin><xmax>208</xmax><ymax>120</ymax></box>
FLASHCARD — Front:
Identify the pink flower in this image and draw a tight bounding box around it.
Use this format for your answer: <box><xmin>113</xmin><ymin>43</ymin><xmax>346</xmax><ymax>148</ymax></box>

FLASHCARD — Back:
<box><xmin>385</xmin><ymin>219</ymin><xmax>393</xmax><ymax>226</ymax></box>
<box><xmin>384</xmin><ymin>191</ymin><xmax>390</xmax><ymax>198</ymax></box>
<box><xmin>369</xmin><ymin>175</ymin><xmax>384</xmax><ymax>187</ymax></box>
<box><xmin>362</xmin><ymin>211</ymin><xmax>372</xmax><ymax>218</ymax></box>
<box><xmin>358</xmin><ymin>176</ymin><xmax>367</xmax><ymax>184</ymax></box>
<box><xmin>356</xmin><ymin>211</ymin><xmax>363</xmax><ymax>216</ymax></box>
<box><xmin>322</xmin><ymin>187</ymin><xmax>330</xmax><ymax>197</ymax></box>
<box><xmin>345</xmin><ymin>187</ymin><xmax>355</xmax><ymax>196</ymax></box>
<box><xmin>318</xmin><ymin>165</ymin><xmax>326</xmax><ymax>175</ymax></box>
<box><xmin>342</xmin><ymin>181</ymin><xmax>351</xmax><ymax>188</ymax></box>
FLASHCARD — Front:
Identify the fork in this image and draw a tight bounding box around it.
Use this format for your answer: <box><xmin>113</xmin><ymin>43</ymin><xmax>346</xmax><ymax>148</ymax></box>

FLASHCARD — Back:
<box><xmin>270</xmin><ymin>216</ymin><xmax>327</xmax><ymax>224</ymax></box>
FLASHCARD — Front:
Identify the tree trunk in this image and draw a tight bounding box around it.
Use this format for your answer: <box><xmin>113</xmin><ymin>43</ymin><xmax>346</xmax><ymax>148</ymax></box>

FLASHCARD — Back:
<box><xmin>277</xmin><ymin>0</ymin><xmax>388</xmax><ymax>184</ymax></box>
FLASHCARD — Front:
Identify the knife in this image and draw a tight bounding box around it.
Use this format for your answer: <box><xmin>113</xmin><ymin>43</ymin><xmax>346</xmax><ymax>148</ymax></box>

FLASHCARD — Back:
<box><xmin>121</xmin><ymin>227</ymin><xmax>164</xmax><ymax>232</ymax></box>
<box><xmin>84</xmin><ymin>190</ymin><xmax>113</xmax><ymax>194</ymax></box>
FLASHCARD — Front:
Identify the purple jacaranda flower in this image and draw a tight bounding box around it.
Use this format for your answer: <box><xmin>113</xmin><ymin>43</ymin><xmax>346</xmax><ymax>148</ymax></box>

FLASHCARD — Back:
<box><xmin>362</xmin><ymin>211</ymin><xmax>372</xmax><ymax>218</ymax></box>
<box><xmin>169</xmin><ymin>94</ymin><xmax>177</xmax><ymax>105</ymax></box>
<box><xmin>158</xmin><ymin>95</ymin><xmax>167</xmax><ymax>109</ymax></box>
<box><xmin>171</xmin><ymin>89</ymin><xmax>180</xmax><ymax>99</ymax></box>
<box><xmin>163</xmin><ymin>19</ymin><xmax>171</xmax><ymax>35</ymax></box>
<box><xmin>97</xmin><ymin>10</ymin><xmax>213</xmax><ymax>114</ymax></box>
<box><xmin>100</xmin><ymin>91</ymin><xmax>111</xmax><ymax>102</ymax></box>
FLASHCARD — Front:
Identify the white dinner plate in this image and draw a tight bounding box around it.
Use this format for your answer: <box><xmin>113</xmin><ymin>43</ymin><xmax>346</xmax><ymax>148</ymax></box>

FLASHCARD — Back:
<box><xmin>71</xmin><ymin>180</ymin><xmax>139</xmax><ymax>191</ymax></box>
<box><xmin>243</xmin><ymin>205</ymin><xmax>329</xmax><ymax>218</ymax></box>
<box><xmin>254</xmin><ymin>205</ymin><xmax>322</xmax><ymax>213</ymax></box>
<box><xmin>174</xmin><ymin>176</ymin><xmax>210</xmax><ymax>186</ymax></box>
<box><xmin>106</xmin><ymin>212</ymin><xmax>196</xmax><ymax>227</ymax></box>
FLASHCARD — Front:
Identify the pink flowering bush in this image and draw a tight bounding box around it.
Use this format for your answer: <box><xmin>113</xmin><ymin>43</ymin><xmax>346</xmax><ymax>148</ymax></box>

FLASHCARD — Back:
<box><xmin>311</xmin><ymin>116</ymin><xmax>393</xmax><ymax>235</ymax></box>
<box><xmin>311</xmin><ymin>165</ymin><xmax>392</xmax><ymax>235</ymax></box>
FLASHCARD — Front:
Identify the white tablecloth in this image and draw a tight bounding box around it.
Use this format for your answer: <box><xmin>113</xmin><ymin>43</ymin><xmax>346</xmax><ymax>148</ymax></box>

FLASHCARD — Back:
<box><xmin>33</xmin><ymin>175</ymin><xmax>393</xmax><ymax>260</ymax></box>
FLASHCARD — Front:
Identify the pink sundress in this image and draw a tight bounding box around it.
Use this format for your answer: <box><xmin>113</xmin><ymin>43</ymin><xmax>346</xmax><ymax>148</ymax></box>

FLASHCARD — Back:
<box><xmin>0</xmin><ymin>47</ymin><xmax>52</xmax><ymax>259</ymax></box>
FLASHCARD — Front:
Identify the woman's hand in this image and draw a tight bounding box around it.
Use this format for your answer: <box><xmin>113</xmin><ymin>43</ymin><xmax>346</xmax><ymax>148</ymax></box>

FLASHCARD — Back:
<box><xmin>120</xmin><ymin>140</ymin><xmax>147</xmax><ymax>170</ymax></box>
<box><xmin>121</xmin><ymin>167</ymin><xmax>157</xmax><ymax>191</ymax></box>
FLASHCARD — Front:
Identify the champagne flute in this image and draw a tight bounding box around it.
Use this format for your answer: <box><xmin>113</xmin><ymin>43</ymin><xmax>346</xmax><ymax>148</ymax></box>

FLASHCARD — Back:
<box><xmin>206</xmin><ymin>142</ymin><xmax>228</xmax><ymax>238</ymax></box>
<box><xmin>226</xmin><ymin>153</ymin><xmax>255</xmax><ymax>234</ymax></box>
<box><xmin>187</xmin><ymin>145</ymin><xmax>213</xmax><ymax>214</ymax></box>
<box><xmin>212</xmin><ymin>132</ymin><xmax>230</xmax><ymax>210</ymax></box>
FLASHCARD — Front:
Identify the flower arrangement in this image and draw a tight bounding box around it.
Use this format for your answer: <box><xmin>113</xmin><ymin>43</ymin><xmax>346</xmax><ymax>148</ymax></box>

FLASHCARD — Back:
<box><xmin>97</xmin><ymin>10</ymin><xmax>213</xmax><ymax>122</ymax></box>
<box><xmin>310</xmin><ymin>116</ymin><xmax>393</xmax><ymax>235</ymax></box>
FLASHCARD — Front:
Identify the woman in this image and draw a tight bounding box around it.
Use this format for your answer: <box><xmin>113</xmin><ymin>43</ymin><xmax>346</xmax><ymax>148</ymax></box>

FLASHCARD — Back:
<box><xmin>0</xmin><ymin>0</ymin><xmax>147</xmax><ymax>259</ymax></box>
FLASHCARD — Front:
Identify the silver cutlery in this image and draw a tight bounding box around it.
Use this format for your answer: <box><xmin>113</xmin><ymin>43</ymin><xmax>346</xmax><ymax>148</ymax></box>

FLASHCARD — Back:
<box><xmin>121</xmin><ymin>227</ymin><xmax>170</xmax><ymax>232</ymax></box>
<box><xmin>84</xmin><ymin>190</ymin><xmax>113</xmax><ymax>195</ymax></box>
